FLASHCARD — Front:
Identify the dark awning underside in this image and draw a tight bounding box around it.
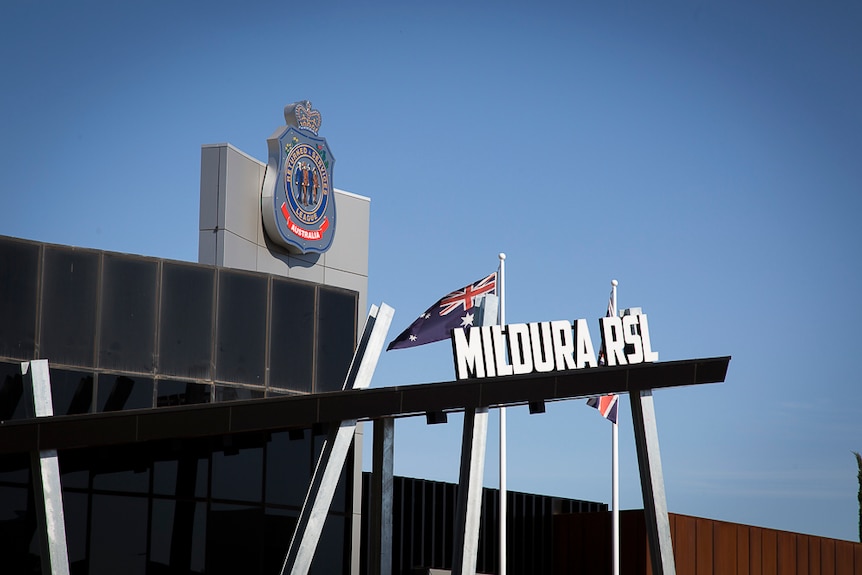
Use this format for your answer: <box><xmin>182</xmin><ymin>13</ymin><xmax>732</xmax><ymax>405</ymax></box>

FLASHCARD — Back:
<box><xmin>0</xmin><ymin>356</ymin><xmax>729</xmax><ymax>454</ymax></box>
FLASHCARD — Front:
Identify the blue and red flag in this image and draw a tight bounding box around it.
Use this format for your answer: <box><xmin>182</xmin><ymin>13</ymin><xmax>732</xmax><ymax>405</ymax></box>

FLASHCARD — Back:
<box><xmin>387</xmin><ymin>272</ymin><xmax>497</xmax><ymax>351</ymax></box>
<box><xmin>586</xmin><ymin>394</ymin><xmax>618</xmax><ymax>424</ymax></box>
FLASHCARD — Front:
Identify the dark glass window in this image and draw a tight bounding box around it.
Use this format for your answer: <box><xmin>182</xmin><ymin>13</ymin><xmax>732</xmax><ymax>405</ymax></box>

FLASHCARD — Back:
<box><xmin>269</xmin><ymin>278</ymin><xmax>315</xmax><ymax>393</ymax></box>
<box><xmin>49</xmin><ymin>368</ymin><xmax>94</xmax><ymax>415</ymax></box>
<box><xmin>0</xmin><ymin>361</ymin><xmax>31</xmax><ymax>421</ymax></box>
<box><xmin>0</xmin><ymin>452</ymin><xmax>29</xmax><ymax>485</ymax></box>
<box><xmin>0</xmin><ymin>454</ymin><xmax>33</xmax><ymax>571</ymax></box>
<box><xmin>215</xmin><ymin>270</ymin><xmax>266</xmax><ymax>385</ymax></box>
<box><xmin>0</xmin><ymin>471</ymin><xmax>38</xmax><ymax>573</ymax></box>
<box><xmin>214</xmin><ymin>385</ymin><xmax>264</xmax><ymax>403</ymax></box>
<box><xmin>97</xmin><ymin>375</ymin><xmax>154</xmax><ymax>412</ymax></box>
<box><xmin>313</xmin><ymin>430</ymin><xmax>349</xmax><ymax>514</ymax></box>
<box><xmin>315</xmin><ymin>287</ymin><xmax>357</xmax><ymax>392</ymax></box>
<box><xmin>64</xmin><ymin>491</ymin><xmax>89</xmax><ymax>574</ymax></box>
<box><xmin>150</xmin><ymin>498</ymin><xmax>207</xmax><ymax>573</ymax></box>
<box><xmin>265</xmin><ymin>430</ymin><xmax>312</xmax><ymax>507</ymax></box>
<box><xmin>59</xmin><ymin>449</ymin><xmax>91</xmax><ymax>490</ymax></box>
<box><xmin>40</xmin><ymin>246</ymin><xmax>99</xmax><ymax>367</ymax></box>
<box><xmin>90</xmin><ymin>444</ymin><xmax>150</xmax><ymax>493</ymax></box>
<box><xmin>311</xmin><ymin>514</ymin><xmax>347</xmax><ymax>575</ymax></box>
<box><xmin>207</xmin><ymin>503</ymin><xmax>263</xmax><ymax>574</ymax></box>
<box><xmin>88</xmin><ymin>493</ymin><xmax>148</xmax><ymax>575</ymax></box>
<box><xmin>153</xmin><ymin>442</ymin><xmax>209</xmax><ymax>499</ymax></box>
<box><xmin>156</xmin><ymin>380</ymin><xmax>211</xmax><ymax>407</ymax></box>
<box><xmin>159</xmin><ymin>262</ymin><xmax>215</xmax><ymax>380</ymax></box>
<box><xmin>98</xmin><ymin>254</ymin><xmax>157</xmax><ymax>373</ymax></box>
<box><xmin>211</xmin><ymin>434</ymin><xmax>263</xmax><ymax>503</ymax></box>
<box><xmin>263</xmin><ymin>507</ymin><xmax>298</xmax><ymax>573</ymax></box>
<box><xmin>0</xmin><ymin>237</ymin><xmax>39</xmax><ymax>360</ymax></box>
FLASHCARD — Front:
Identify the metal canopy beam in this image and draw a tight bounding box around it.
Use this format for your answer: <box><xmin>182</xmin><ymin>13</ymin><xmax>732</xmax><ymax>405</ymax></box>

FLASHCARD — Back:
<box><xmin>631</xmin><ymin>388</ymin><xmax>676</xmax><ymax>575</ymax></box>
<box><xmin>22</xmin><ymin>360</ymin><xmax>71</xmax><ymax>575</ymax></box>
<box><xmin>280</xmin><ymin>303</ymin><xmax>393</xmax><ymax>575</ymax></box>
<box><xmin>0</xmin><ymin>356</ymin><xmax>730</xmax><ymax>454</ymax></box>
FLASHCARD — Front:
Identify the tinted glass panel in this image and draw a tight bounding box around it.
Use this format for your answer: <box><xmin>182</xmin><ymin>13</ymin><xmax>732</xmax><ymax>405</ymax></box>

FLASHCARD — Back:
<box><xmin>90</xmin><ymin>444</ymin><xmax>150</xmax><ymax>493</ymax></box>
<box><xmin>0</xmin><ymin>237</ymin><xmax>38</xmax><ymax>360</ymax></box>
<box><xmin>157</xmin><ymin>380</ymin><xmax>211</xmax><ymax>407</ymax></box>
<box><xmin>315</xmin><ymin>287</ymin><xmax>356</xmax><ymax>392</ymax></box>
<box><xmin>89</xmin><ymin>494</ymin><xmax>148</xmax><ymax>575</ymax></box>
<box><xmin>40</xmin><ymin>246</ymin><xmax>99</xmax><ymax>367</ymax></box>
<box><xmin>153</xmin><ymin>441</ymin><xmax>209</xmax><ymax>499</ymax></box>
<box><xmin>159</xmin><ymin>262</ymin><xmax>214</xmax><ymax>379</ymax></box>
<box><xmin>207</xmin><ymin>503</ymin><xmax>263</xmax><ymax>574</ymax></box>
<box><xmin>263</xmin><ymin>508</ymin><xmax>298</xmax><ymax>573</ymax></box>
<box><xmin>0</xmin><ymin>361</ymin><xmax>31</xmax><ymax>421</ymax></box>
<box><xmin>214</xmin><ymin>385</ymin><xmax>264</xmax><ymax>403</ymax></box>
<box><xmin>215</xmin><ymin>270</ymin><xmax>266</xmax><ymax>385</ymax></box>
<box><xmin>265</xmin><ymin>430</ymin><xmax>311</xmax><ymax>507</ymax></box>
<box><xmin>50</xmin><ymin>368</ymin><xmax>94</xmax><ymax>415</ymax></box>
<box><xmin>64</xmin><ymin>491</ymin><xmax>89</xmax><ymax>573</ymax></box>
<box><xmin>310</xmin><ymin>515</ymin><xmax>346</xmax><ymax>575</ymax></box>
<box><xmin>97</xmin><ymin>375</ymin><xmax>154</xmax><ymax>412</ymax></box>
<box><xmin>0</xmin><ymin>481</ymin><xmax>37</xmax><ymax>573</ymax></box>
<box><xmin>98</xmin><ymin>254</ymin><xmax>157</xmax><ymax>372</ymax></box>
<box><xmin>150</xmin><ymin>498</ymin><xmax>207</xmax><ymax>573</ymax></box>
<box><xmin>59</xmin><ymin>449</ymin><xmax>91</xmax><ymax>489</ymax></box>
<box><xmin>269</xmin><ymin>278</ymin><xmax>315</xmax><ymax>393</ymax></box>
<box><xmin>211</xmin><ymin>434</ymin><xmax>263</xmax><ymax>503</ymax></box>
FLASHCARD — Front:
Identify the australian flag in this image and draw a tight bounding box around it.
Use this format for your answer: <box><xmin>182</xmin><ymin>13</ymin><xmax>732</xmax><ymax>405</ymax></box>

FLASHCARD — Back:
<box><xmin>387</xmin><ymin>272</ymin><xmax>497</xmax><ymax>351</ymax></box>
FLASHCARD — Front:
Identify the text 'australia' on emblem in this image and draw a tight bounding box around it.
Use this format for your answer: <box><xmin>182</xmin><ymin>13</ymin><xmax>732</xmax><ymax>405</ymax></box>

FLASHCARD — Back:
<box><xmin>261</xmin><ymin>101</ymin><xmax>337</xmax><ymax>254</ymax></box>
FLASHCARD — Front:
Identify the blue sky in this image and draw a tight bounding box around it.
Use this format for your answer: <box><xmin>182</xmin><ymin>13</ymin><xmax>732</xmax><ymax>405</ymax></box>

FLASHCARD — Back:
<box><xmin>2</xmin><ymin>1</ymin><xmax>861</xmax><ymax>542</ymax></box>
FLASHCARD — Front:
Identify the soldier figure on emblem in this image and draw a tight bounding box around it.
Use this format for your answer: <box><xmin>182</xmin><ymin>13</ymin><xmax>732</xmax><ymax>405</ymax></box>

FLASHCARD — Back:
<box><xmin>312</xmin><ymin>169</ymin><xmax>320</xmax><ymax>205</ymax></box>
<box><xmin>293</xmin><ymin>165</ymin><xmax>304</xmax><ymax>205</ymax></box>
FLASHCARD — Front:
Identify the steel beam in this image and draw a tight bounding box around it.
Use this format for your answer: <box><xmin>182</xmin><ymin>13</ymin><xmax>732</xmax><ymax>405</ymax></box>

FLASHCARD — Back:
<box><xmin>280</xmin><ymin>303</ymin><xmax>393</xmax><ymax>575</ymax></box>
<box><xmin>369</xmin><ymin>417</ymin><xmax>394</xmax><ymax>575</ymax></box>
<box><xmin>23</xmin><ymin>360</ymin><xmax>71</xmax><ymax>575</ymax></box>
<box><xmin>451</xmin><ymin>407</ymin><xmax>489</xmax><ymax>575</ymax></box>
<box><xmin>630</xmin><ymin>389</ymin><xmax>676</xmax><ymax>575</ymax></box>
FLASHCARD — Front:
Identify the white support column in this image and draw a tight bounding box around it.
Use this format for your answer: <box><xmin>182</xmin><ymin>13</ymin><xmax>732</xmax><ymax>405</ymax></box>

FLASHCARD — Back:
<box><xmin>281</xmin><ymin>303</ymin><xmax>393</xmax><ymax>575</ymax></box>
<box><xmin>22</xmin><ymin>359</ymin><xmax>71</xmax><ymax>575</ymax></box>
<box><xmin>369</xmin><ymin>418</ymin><xmax>395</xmax><ymax>575</ymax></box>
<box><xmin>630</xmin><ymin>389</ymin><xmax>676</xmax><ymax>575</ymax></box>
<box><xmin>452</xmin><ymin>407</ymin><xmax>490</xmax><ymax>575</ymax></box>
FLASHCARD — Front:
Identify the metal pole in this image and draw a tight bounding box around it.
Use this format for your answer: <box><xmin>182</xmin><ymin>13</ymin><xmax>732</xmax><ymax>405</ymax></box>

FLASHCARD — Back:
<box><xmin>611</xmin><ymin>279</ymin><xmax>619</xmax><ymax>575</ymax></box>
<box><xmin>497</xmin><ymin>252</ymin><xmax>507</xmax><ymax>575</ymax></box>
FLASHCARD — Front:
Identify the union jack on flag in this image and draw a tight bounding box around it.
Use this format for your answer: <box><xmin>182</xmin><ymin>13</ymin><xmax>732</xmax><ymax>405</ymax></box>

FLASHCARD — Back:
<box><xmin>586</xmin><ymin>394</ymin><xmax>619</xmax><ymax>424</ymax></box>
<box><xmin>387</xmin><ymin>272</ymin><xmax>497</xmax><ymax>351</ymax></box>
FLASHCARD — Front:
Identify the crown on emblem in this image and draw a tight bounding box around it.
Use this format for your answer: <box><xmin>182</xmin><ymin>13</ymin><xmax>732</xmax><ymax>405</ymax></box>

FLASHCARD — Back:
<box><xmin>284</xmin><ymin>100</ymin><xmax>322</xmax><ymax>135</ymax></box>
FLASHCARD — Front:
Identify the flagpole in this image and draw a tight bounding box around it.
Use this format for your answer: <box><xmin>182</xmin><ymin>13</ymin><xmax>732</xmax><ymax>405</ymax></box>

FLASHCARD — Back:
<box><xmin>498</xmin><ymin>252</ymin><xmax>507</xmax><ymax>575</ymax></box>
<box><xmin>611</xmin><ymin>279</ymin><xmax>619</xmax><ymax>575</ymax></box>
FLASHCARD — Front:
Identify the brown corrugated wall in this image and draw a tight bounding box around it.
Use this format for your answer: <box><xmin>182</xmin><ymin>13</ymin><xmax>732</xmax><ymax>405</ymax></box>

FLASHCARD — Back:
<box><xmin>554</xmin><ymin>510</ymin><xmax>862</xmax><ymax>575</ymax></box>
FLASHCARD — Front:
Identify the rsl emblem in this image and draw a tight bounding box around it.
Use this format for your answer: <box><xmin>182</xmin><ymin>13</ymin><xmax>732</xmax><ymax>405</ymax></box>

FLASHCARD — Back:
<box><xmin>262</xmin><ymin>101</ymin><xmax>336</xmax><ymax>254</ymax></box>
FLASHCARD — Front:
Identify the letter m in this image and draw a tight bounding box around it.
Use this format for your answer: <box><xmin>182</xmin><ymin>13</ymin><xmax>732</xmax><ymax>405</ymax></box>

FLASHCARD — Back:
<box><xmin>451</xmin><ymin>327</ymin><xmax>485</xmax><ymax>380</ymax></box>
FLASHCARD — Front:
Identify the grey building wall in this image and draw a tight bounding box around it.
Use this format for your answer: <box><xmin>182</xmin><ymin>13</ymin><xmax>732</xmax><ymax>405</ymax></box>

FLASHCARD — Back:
<box><xmin>198</xmin><ymin>142</ymin><xmax>370</xmax><ymax>324</ymax></box>
<box><xmin>198</xmin><ymin>142</ymin><xmax>370</xmax><ymax>575</ymax></box>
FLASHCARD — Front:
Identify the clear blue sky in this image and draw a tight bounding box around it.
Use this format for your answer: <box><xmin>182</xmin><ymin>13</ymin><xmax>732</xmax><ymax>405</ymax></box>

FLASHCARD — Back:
<box><xmin>2</xmin><ymin>1</ymin><xmax>861</xmax><ymax>542</ymax></box>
